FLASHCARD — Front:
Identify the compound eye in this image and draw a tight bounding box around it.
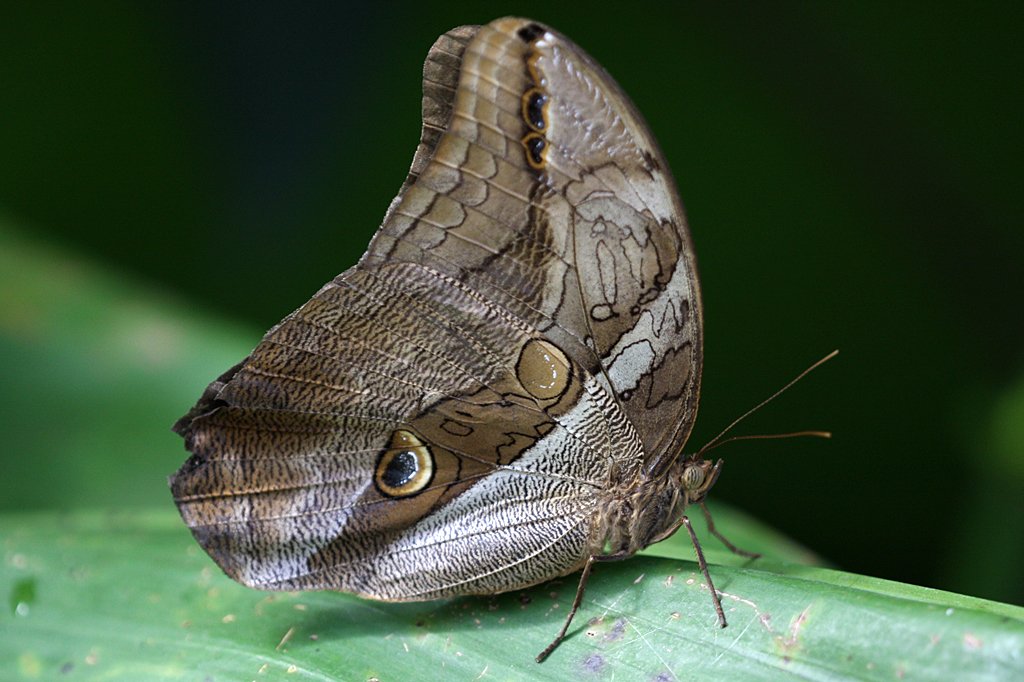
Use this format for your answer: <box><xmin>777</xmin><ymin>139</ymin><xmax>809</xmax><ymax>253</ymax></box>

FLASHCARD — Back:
<box><xmin>682</xmin><ymin>464</ymin><xmax>706</xmax><ymax>492</ymax></box>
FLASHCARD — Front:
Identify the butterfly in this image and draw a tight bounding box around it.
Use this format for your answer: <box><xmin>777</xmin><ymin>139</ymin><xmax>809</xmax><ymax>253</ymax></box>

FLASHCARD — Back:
<box><xmin>171</xmin><ymin>16</ymin><xmax>763</xmax><ymax>662</ymax></box>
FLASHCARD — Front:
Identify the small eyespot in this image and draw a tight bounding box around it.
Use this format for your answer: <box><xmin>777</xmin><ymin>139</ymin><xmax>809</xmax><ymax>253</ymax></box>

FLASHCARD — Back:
<box><xmin>517</xmin><ymin>23</ymin><xmax>546</xmax><ymax>44</ymax></box>
<box><xmin>522</xmin><ymin>88</ymin><xmax>549</xmax><ymax>132</ymax></box>
<box><xmin>522</xmin><ymin>133</ymin><xmax>547</xmax><ymax>170</ymax></box>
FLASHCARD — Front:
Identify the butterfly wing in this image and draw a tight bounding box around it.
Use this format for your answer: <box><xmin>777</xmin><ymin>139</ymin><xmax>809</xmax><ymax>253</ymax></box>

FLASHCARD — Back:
<box><xmin>366</xmin><ymin>19</ymin><xmax>703</xmax><ymax>472</ymax></box>
<box><xmin>172</xmin><ymin>17</ymin><xmax>696</xmax><ymax>599</ymax></box>
<box><xmin>172</xmin><ymin>260</ymin><xmax>634</xmax><ymax>597</ymax></box>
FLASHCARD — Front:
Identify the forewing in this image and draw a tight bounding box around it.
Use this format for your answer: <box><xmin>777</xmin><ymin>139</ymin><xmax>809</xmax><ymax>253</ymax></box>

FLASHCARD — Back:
<box><xmin>365</xmin><ymin>18</ymin><xmax>702</xmax><ymax>470</ymax></box>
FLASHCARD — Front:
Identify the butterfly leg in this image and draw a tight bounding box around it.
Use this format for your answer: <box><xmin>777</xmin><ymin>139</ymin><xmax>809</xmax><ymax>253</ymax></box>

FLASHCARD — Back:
<box><xmin>679</xmin><ymin>515</ymin><xmax>729</xmax><ymax>628</ymax></box>
<box><xmin>535</xmin><ymin>550</ymin><xmax>630</xmax><ymax>663</ymax></box>
<box><xmin>700</xmin><ymin>501</ymin><xmax>761</xmax><ymax>559</ymax></box>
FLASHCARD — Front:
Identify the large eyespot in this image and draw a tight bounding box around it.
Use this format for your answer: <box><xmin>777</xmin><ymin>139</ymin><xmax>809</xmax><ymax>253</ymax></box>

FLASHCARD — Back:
<box><xmin>516</xmin><ymin>338</ymin><xmax>571</xmax><ymax>401</ymax></box>
<box><xmin>374</xmin><ymin>430</ymin><xmax>434</xmax><ymax>498</ymax></box>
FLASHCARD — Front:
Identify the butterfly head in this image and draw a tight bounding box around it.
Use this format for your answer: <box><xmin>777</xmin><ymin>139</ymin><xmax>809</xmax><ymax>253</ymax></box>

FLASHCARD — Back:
<box><xmin>680</xmin><ymin>457</ymin><xmax>723</xmax><ymax>505</ymax></box>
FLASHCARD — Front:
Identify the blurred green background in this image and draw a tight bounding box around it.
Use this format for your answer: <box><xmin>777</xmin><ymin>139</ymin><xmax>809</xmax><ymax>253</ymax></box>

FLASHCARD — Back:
<box><xmin>1</xmin><ymin>1</ymin><xmax>1021</xmax><ymax>609</ymax></box>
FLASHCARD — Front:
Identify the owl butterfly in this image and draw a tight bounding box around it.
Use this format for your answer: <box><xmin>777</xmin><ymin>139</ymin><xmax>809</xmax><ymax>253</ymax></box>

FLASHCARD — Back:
<box><xmin>173</xmin><ymin>17</ymin><xmax>765</xmax><ymax>662</ymax></box>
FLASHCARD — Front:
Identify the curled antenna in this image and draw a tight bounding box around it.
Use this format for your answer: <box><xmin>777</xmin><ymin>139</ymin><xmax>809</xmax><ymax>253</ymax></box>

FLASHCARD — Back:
<box><xmin>694</xmin><ymin>349</ymin><xmax>838</xmax><ymax>459</ymax></box>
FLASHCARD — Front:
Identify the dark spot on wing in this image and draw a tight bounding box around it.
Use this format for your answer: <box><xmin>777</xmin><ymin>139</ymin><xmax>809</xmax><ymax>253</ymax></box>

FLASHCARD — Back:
<box><xmin>517</xmin><ymin>23</ymin><xmax>546</xmax><ymax>43</ymax></box>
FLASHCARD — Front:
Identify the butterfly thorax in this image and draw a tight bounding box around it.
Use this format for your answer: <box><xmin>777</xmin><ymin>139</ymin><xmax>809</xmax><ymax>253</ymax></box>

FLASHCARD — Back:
<box><xmin>596</xmin><ymin>456</ymin><xmax>720</xmax><ymax>557</ymax></box>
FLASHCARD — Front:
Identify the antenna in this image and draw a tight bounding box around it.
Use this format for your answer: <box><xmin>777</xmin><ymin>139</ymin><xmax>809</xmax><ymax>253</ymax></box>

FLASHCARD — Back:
<box><xmin>699</xmin><ymin>430</ymin><xmax>832</xmax><ymax>456</ymax></box>
<box><xmin>694</xmin><ymin>349</ymin><xmax>838</xmax><ymax>459</ymax></box>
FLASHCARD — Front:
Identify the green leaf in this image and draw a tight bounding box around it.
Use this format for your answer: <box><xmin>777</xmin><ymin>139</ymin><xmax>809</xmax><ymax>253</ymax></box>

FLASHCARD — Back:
<box><xmin>1</xmin><ymin>219</ymin><xmax>1022</xmax><ymax>678</ymax></box>
<box><xmin>3</xmin><ymin>509</ymin><xmax>1021</xmax><ymax>681</ymax></box>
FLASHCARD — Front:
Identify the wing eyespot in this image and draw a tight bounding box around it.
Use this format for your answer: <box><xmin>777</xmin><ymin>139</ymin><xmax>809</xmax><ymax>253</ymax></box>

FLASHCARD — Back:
<box><xmin>522</xmin><ymin>133</ymin><xmax>547</xmax><ymax>170</ymax></box>
<box><xmin>522</xmin><ymin>88</ymin><xmax>549</xmax><ymax>132</ymax></box>
<box><xmin>374</xmin><ymin>429</ymin><xmax>435</xmax><ymax>498</ymax></box>
<box><xmin>516</xmin><ymin>22</ymin><xmax>546</xmax><ymax>44</ymax></box>
<box><xmin>516</xmin><ymin>338</ymin><xmax>571</xmax><ymax>401</ymax></box>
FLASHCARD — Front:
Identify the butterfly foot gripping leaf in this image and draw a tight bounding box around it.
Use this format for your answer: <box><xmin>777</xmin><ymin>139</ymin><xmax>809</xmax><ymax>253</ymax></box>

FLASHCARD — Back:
<box><xmin>171</xmin><ymin>17</ymin><xmax>748</xmax><ymax>661</ymax></box>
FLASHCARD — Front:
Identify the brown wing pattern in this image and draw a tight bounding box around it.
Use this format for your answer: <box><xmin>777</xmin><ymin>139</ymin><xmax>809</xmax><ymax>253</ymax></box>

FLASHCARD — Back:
<box><xmin>172</xmin><ymin>17</ymin><xmax>695</xmax><ymax>599</ymax></box>
<box><xmin>173</xmin><ymin>256</ymin><xmax>638</xmax><ymax>596</ymax></box>
<box><xmin>363</xmin><ymin>19</ymin><xmax>702</xmax><ymax>469</ymax></box>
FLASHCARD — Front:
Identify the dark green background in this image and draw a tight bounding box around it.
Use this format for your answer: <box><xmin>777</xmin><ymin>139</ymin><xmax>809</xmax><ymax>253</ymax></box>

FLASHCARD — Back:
<box><xmin>2</xmin><ymin>1</ymin><xmax>1021</xmax><ymax>607</ymax></box>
